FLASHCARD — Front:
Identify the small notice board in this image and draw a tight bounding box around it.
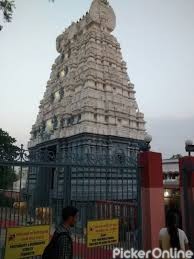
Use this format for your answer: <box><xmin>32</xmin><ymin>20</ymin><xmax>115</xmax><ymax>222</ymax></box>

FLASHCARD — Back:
<box><xmin>4</xmin><ymin>225</ymin><xmax>50</xmax><ymax>259</ymax></box>
<box><xmin>87</xmin><ymin>219</ymin><xmax>119</xmax><ymax>248</ymax></box>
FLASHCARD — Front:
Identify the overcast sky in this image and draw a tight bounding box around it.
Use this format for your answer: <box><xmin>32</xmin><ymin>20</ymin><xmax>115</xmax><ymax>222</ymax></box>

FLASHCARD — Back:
<box><xmin>0</xmin><ymin>0</ymin><xmax>194</xmax><ymax>158</ymax></box>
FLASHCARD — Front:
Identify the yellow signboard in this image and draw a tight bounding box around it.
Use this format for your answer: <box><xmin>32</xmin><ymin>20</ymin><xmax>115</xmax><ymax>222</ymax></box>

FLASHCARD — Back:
<box><xmin>87</xmin><ymin>219</ymin><xmax>119</xmax><ymax>248</ymax></box>
<box><xmin>4</xmin><ymin>225</ymin><xmax>50</xmax><ymax>259</ymax></box>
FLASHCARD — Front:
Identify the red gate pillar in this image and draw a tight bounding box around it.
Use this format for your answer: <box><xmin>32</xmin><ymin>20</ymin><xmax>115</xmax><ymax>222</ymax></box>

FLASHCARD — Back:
<box><xmin>139</xmin><ymin>151</ymin><xmax>165</xmax><ymax>251</ymax></box>
<box><xmin>179</xmin><ymin>157</ymin><xmax>194</xmax><ymax>248</ymax></box>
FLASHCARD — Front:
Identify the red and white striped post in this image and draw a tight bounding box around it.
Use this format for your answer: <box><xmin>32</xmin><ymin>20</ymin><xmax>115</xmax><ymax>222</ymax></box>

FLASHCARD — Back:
<box><xmin>139</xmin><ymin>151</ymin><xmax>165</xmax><ymax>251</ymax></box>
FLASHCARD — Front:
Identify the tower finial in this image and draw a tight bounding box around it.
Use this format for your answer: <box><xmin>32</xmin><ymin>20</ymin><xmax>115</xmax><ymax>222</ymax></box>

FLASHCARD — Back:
<box><xmin>90</xmin><ymin>0</ymin><xmax>116</xmax><ymax>32</ymax></box>
<box><xmin>101</xmin><ymin>0</ymin><xmax>109</xmax><ymax>5</ymax></box>
<box><xmin>92</xmin><ymin>0</ymin><xmax>109</xmax><ymax>6</ymax></box>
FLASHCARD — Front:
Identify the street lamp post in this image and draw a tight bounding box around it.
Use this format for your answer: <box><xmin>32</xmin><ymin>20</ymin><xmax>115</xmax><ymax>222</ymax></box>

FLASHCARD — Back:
<box><xmin>185</xmin><ymin>140</ymin><xmax>194</xmax><ymax>157</ymax></box>
<box><xmin>140</xmin><ymin>134</ymin><xmax>152</xmax><ymax>152</ymax></box>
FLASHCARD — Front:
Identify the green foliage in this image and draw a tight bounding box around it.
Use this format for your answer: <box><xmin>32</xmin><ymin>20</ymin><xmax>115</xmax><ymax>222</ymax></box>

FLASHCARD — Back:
<box><xmin>0</xmin><ymin>166</ymin><xmax>18</xmax><ymax>189</ymax></box>
<box><xmin>0</xmin><ymin>128</ymin><xmax>19</xmax><ymax>190</ymax></box>
<box><xmin>0</xmin><ymin>0</ymin><xmax>15</xmax><ymax>31</ymax></box>
<box><xmin>0</xmin><ymin>192</ymin><xmax>14</xmax><ymax>206</ymax></box>
<box><xmin>0</xmin><ymin>128</ymin><xmax>19</xmax><ymax>160</ymax></box>
<box><xmin>0</xmin><ymin>0</ymin><xmax>54</xmax><ymax>31</ymax></box>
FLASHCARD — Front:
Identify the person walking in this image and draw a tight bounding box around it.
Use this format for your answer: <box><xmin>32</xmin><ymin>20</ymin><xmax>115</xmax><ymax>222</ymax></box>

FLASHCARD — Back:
<box><xmin>159</xmin><ymin>212</ymin><xmax>189</xmax><ymax>257</ymax></box>
<box><xmin>42</xmin><ymin>206</ymin><xmax>78</xmax><ymax>259</ymax></box>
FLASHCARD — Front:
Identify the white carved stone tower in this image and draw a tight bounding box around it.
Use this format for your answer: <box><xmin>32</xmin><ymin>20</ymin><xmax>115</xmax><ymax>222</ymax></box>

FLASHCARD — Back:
<box><xmin>28</xmin><ymin>0</ymin><xmax>147</xmax><ymax>214</ymax></box>
<box><xmin>29</xmin><ymin>0</ymin><xmax>146</xmax><ymax>150</ymax></box>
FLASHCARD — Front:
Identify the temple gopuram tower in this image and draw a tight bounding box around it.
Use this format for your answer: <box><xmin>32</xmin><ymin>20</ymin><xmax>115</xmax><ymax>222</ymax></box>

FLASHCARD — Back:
<box><xmin>27</xmin><ymin>0</ymin><xmax>147</xmax><ymax>222</ymax></box>
<box><xmin>29</xmin><ymin>0</ymin><xmax>146</xmax><ymax>155</ymax></box>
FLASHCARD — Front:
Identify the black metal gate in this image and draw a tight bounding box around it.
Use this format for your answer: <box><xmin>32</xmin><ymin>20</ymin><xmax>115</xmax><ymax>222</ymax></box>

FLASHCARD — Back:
<box><xmin>0</xmin><ymin>145</ymin><xmax>141</xmax><ymax>259</ymax></box>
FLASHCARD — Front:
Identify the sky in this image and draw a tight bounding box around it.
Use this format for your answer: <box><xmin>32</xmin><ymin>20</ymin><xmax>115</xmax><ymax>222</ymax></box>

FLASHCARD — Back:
<box><xmin>0</xmin><ymin>0</ymin><xmax>194</xmax><ymax>158</ymax></box>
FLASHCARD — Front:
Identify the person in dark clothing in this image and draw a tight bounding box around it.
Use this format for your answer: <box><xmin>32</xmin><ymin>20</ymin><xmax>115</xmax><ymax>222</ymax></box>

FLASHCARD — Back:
<box><xmin>56</xmin><ymin>206</ymin><xmax>78</xmax><ymax>259</ymax></box>
<box><xmin>42</xmin><ymin>206</ymin><xmax>78</xmax><ymax>259</ymax></box>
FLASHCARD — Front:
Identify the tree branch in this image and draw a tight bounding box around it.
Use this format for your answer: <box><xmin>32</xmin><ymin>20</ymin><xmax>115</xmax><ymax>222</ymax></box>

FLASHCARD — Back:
<box><xmin>0</xmin><ymin>0</ymin><xmax>15</xmax><ymax>30</ymax></box>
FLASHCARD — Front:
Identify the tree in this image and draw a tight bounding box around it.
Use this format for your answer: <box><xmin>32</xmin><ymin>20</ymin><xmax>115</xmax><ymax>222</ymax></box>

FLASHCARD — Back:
<box><xmin>0</xmin><ymin>128</ymin><xmax>19</xmax><ymax>161</ymax></box>
<box><xmin>0</xmin><ymin>0</ymin><xmax>53</xmax><ymax>31</ymax></box>
<box><xmin>0</xmin><ymin>128</ymin><xmax>19</xmax><ymax>189</ymax></box>
<box><xmin>0</xmin><ymin>129</ymin><xmax>19</xmax><ymax>206</ymax></box>
<box><xmin>0</xmin><ymin>0</ymin><xmax>15</xmax><ymax>31</ymax></box>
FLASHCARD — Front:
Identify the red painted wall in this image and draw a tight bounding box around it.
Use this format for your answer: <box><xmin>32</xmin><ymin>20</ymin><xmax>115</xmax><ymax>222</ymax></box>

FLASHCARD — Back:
<box><xmin>139</xmin><ymin>152</ymin><xmax>165</xmax><ymax>250</ymax></box>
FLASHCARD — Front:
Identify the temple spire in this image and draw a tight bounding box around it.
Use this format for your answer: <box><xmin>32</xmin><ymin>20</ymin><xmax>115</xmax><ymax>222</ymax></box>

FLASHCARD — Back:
<box><xmin>90</xmin><ymin>0</ymin><xmax>116</xmax><ymax>32</ymax></box>
<box><xmin>97</xmin><ymin>0</ymin><xmax>109</xmax><ymax>5</ymax></box>
<box><xmin>29</xmin><ymin>0</ymin><xmax>145</xmax><ymax>148</ymax></box>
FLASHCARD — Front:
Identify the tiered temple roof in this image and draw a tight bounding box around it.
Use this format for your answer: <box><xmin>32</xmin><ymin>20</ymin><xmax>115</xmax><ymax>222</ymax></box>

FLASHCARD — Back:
<box><xmin>29</xmin><ymin>0</ymin><xmax>146</xmax><ymax>148</ymax></box>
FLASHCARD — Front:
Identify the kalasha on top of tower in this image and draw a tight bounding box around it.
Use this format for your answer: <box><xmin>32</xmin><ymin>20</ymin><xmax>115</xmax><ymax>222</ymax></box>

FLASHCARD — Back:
<box><xmin>89</xmin><ymin>0</ymin><xmax>116</xmax><ymax>31</ymax></box>
<box><xmin>56</xmin><ymin>0</ymin><xmax>116</xmax><ymax>53</ymax></box>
